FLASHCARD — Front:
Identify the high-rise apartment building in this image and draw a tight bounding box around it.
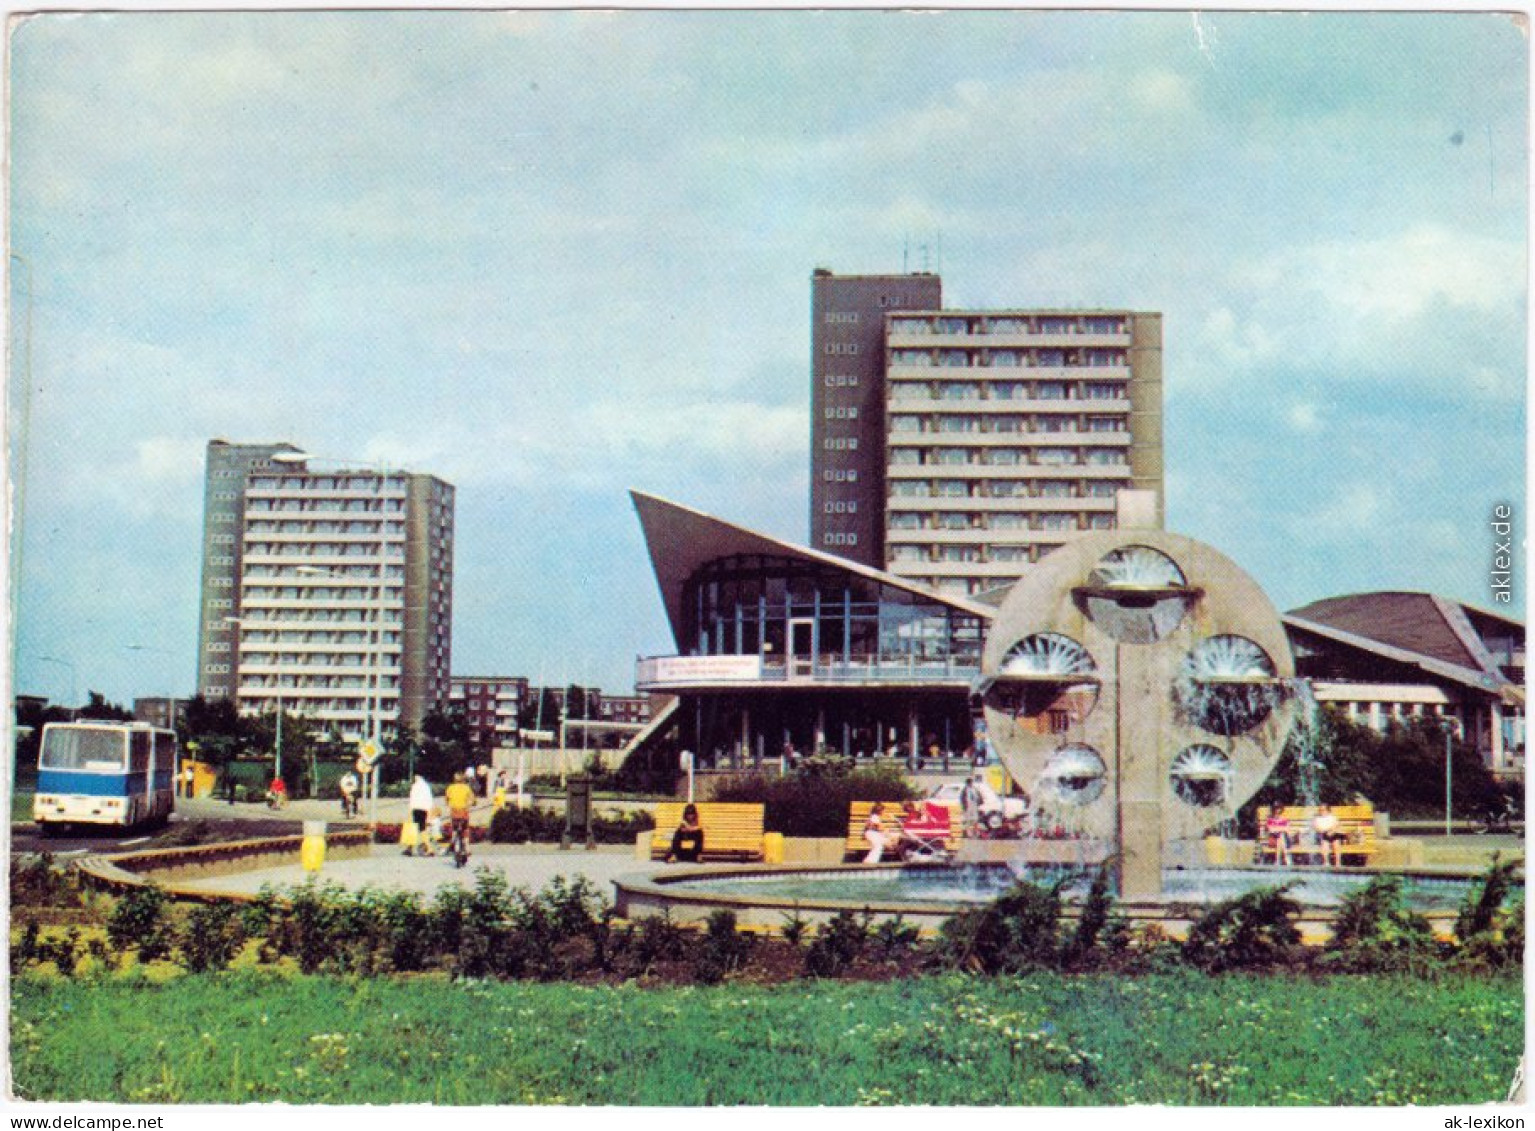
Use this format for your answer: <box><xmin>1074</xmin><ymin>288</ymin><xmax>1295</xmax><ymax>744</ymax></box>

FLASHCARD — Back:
<box><xmin>197</xmin><ymin>440</ymin><xmax>304</xmax><ymax>702</ymax></box>
<box><xmin>809</xmin><ymin>269</ymin><xmax>943</xmax><ymax>568</ymax></box>
<box><xmin>808</xmin><ymin>273</ymin><xmax>1163</xmax><ymax>597</ymax></box>
<box><xmin>882</xmin><ymin>308</ymin><xmax>1163</xmax><ymax>595</ymax></box>
<box><xmin>196</xmin><ymin>441</ymin><xmax>455</xmax><ymax>740</ymax></box>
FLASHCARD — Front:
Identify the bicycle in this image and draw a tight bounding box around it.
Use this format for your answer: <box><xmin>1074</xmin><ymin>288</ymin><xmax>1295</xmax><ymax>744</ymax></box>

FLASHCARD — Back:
<box><xmin>449</xmin><ymin>817</ymin><xmax>470</xmax><ymax>868</ymax></box>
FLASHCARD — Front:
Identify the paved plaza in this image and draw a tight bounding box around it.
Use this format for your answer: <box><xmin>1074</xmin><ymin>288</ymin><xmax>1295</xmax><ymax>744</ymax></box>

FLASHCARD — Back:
<box><xmin>171</xmin><ymin>841</ymin><xmax>689</xmax><ymax>899</ymax></box>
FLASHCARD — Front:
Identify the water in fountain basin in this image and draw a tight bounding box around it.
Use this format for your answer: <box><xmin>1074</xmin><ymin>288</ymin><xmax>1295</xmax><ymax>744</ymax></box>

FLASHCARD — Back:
<box><xmin>1287</xmin><ymin>679</ymin><xmax>1326</xmax><ymax>809</ymax></box>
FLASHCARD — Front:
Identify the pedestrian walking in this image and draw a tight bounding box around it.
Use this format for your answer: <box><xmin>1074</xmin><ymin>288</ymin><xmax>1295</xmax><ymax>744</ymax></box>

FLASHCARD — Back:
<box><xmin>407</xmin><ymin>774</ymin><xmax>436</xmax><ymax>857</ymax></box>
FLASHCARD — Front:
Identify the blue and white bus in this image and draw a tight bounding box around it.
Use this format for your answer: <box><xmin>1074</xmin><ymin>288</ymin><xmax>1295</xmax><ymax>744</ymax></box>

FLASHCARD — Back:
<box><xmin>34</xmin><ymin>721</ymin><xmax>177</xmax><ymax>831</ymax></box>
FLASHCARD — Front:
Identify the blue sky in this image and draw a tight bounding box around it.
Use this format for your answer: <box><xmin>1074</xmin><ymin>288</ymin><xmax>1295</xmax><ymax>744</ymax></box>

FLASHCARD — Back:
<box><xmin>7</xmin><ymin>10</ymin><xmax>1527</xmax><ymax>705</ymax></box>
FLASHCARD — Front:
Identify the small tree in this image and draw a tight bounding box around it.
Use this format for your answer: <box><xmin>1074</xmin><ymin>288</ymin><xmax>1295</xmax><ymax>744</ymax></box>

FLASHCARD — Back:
<box><xmin>417</xmin><ymin>707</ymin><xmax>474</xmax><ymax>782</ymax></box>
<box><xmin>79</xmin><ymin>691</ymin><xmax>133</xmax><ymax>722</ymax></box>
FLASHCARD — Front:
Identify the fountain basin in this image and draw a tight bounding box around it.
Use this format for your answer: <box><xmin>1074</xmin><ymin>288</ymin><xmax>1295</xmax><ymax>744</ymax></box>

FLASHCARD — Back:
<box><xmin>612</xmin><ymin>862</ymin><xmax>1508</xmax><ymax>942</ymax></box>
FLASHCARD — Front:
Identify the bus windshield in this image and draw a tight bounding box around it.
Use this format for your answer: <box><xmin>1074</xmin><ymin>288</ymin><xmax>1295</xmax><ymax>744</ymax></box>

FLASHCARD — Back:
<box><xmin>40</xmin><ymin>727</ymin><xmax>128</xmax><ymax>771</ymax></box>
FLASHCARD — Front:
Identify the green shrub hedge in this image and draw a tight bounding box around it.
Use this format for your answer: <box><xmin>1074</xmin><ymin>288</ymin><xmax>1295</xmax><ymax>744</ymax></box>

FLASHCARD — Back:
<box><xmin>712</xmin><ymin>765</ymin><xmax>916</xmax><ymax>837</ymax></box>
<box><xmin>488</xmin><ymin>805</ymin><xmax>654</xmax><ymax>844</ymax></box>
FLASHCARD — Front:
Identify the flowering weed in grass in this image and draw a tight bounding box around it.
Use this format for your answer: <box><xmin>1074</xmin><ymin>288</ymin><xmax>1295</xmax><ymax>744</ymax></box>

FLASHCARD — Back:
<box><xmin>10</xmin><ymin>969</ymin><xmax>1523</xmax><ymax>1105</ymax></box>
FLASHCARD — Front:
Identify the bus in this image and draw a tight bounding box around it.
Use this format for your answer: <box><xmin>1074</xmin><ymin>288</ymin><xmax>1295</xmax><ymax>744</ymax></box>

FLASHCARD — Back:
<box><xmin>34</xmin><ymin>721</ymin><xmax>177</xmax><ymax>832</ymax></box>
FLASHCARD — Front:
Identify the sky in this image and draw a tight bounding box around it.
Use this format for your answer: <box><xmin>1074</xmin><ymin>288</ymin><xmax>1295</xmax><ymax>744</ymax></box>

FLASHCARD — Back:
<box><xmin>6</xmin><ymin>9</ymin><xmax>1528</xmax><ymax>708</ymax></box>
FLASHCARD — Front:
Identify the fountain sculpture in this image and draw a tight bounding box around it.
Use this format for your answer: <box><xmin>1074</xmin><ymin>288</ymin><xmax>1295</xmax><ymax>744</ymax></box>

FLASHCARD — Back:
<box><xmin>978</xmin><ymin>531</ymin><xmax>1298</xmax><ymax>901</ymax></box>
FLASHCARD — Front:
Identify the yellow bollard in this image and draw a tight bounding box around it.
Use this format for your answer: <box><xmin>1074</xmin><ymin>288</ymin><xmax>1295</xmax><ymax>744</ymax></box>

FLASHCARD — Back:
<box><xmin>763</xmin><ymin>831</ymin><xmax>785</xmax><ymax>864</ymax></box>
<box><xmin>301</xmin><ymin>821</ymin><xmax>327</xmax><ymax>873</ymax></box>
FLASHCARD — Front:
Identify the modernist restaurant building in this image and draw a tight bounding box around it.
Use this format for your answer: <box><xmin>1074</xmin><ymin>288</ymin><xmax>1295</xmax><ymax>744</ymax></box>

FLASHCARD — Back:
<box><xmin>630</xmin><ymin>490</ymin><xmax>1525</xmax><ymax>784</ymax></box>
<box><xmin>631</xmin><ymin>491</ymin><xmax>993</xmax><ymax>768</ymax></box>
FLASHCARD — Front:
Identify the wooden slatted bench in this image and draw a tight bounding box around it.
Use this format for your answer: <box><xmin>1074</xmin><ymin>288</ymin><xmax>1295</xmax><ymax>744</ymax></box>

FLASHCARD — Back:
<box><xmin>650</xmin><ymin>802</ymin><xmax>766</xmax><ymax>862</ymax></box>
<box><xmin>1255</xmin><ymin>804</ymin><xmax>1378</xmax><ymax>865</ymax></box>
<box><xmin>845</xmin><ymin>800</ymin><xmax>962</xmax><ymax>862</ymax></box>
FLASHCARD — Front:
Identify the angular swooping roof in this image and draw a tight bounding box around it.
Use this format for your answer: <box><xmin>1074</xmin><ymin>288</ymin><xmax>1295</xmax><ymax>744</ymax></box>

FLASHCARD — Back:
<box><xmin>630</xmin><ymin>490</ymin><xmax>995</xmax><ymax>648</ymax></box>
<box><xmin>1285</xmin><ymin>591</ymin><xmax>1524</xmax><ymax>702</ymax></box>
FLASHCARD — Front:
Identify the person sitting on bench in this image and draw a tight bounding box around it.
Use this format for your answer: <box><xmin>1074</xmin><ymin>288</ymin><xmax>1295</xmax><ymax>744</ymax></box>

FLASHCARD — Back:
<box><xmin>1312</xmin><ymin>804</ymin><xmax>1348</xmax><ymax>866</ymax></box>
<box><xmin>863</xmin><ymin>802</ymin><xmax>893</xmax><ymax>863</ymax></box>
<box><xmin>666</xmin><ymin>803</ymin><xmax>705</xmax><ymax>863</ymax></box>
<box><xmin>1265</xmin><ymin>810</ymin><xmax>1292</xmax><ymax>865</ymax></box>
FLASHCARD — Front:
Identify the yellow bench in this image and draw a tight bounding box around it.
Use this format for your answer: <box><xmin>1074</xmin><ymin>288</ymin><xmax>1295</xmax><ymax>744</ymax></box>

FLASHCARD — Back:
<box><xmin>651</xmin><ymin>802</ymin><xmax>766</xmax><ymax>862</ymax></box>
<box><xmin>1256</xmin><ymin>804</ymin><xmax>1377</xmax><ymax>865</ymax></box>
<box><xmin>845</xmin><ymin>800</ymin><xmax>962</xmax><ymax>861</ymax></box>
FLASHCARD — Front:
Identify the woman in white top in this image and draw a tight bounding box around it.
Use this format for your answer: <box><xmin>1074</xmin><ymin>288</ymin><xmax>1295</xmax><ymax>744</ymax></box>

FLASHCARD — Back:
<box><xmin>1312</xmin><ymin>805</ymin><xmax>1347</xmax><ymax>867</ymax></box>
<box><xmin>407</xmin><ymin>775</ymin><xmax>436</xmax><ymax>857</ymax></box>
<box><xmin>864</xmin><ymin>802</ymin><xmax>891</xmax><ymax>864</ymax></box>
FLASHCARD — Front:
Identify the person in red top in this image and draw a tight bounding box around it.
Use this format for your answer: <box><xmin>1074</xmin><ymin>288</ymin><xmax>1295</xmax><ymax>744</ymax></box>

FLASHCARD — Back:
<box><xmin>1265</xmin><ymin>811</ymin><xmax>1292</xmax><ymax>866</ymax></box>
<box><xmin>267</xmin><ymin>776</ymin><xmax>288</xmax><ymax>810</ymax></box>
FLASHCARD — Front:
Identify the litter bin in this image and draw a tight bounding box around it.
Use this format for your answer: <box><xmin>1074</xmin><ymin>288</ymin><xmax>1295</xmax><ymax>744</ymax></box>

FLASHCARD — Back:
<box><xmin>301</xmin><ymin>821</ymin><xmax>327</xmax><ymax>873</ymax></box>
<box><xmin>563</xmin><ymin>776</ymin><xmax>595</xmax><ymax>850</ymax></box>
<box><xmin>763</xmin><ymin>831</ymin><xmax>785</xmax><ymax>864</ymax></box>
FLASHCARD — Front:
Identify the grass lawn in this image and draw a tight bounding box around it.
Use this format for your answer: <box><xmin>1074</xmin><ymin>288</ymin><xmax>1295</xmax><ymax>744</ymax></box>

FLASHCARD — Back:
<box><xmin>11</xmin><ymin>968</ymin><xmax>1522</xmax><ymax>1105</ymax></box>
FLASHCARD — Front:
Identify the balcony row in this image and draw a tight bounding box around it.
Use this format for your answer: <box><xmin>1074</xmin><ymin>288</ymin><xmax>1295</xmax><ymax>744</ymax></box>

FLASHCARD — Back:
<box><xmin>885</xmin><ymin>355</ymin><xmax>1129</xmax><ymax>372</ymax></box>
<box><xmin>886</xmin><ymin>317</ymin><xmax>1130</xmax><ymax>341</ymax></box>
<box><xmin>888</xmin><ymin>512</ymin><xmax>1114</xmax><ymax>535</ymax></box>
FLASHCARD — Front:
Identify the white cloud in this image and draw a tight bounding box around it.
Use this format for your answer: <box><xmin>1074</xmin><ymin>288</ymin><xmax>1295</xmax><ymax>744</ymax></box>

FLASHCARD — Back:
<box><xmin>1254</xmin><ymin>226</ymin><xmax>1524</xmax><ymax>323</ymax></box>
<box><xmin>1194</xmin><ymin>307</ymin><xmax>1280</xmax><ymax>372</ymax></box>
<box><xmin>134</xmin><ymin>436</ymin><xmax>205</xmax><ymax>485</ymax></box>
<box><xmin>1296</xmin><ymin>483</ymin><xmax>1384</xmax><ymax>538</ymax></box>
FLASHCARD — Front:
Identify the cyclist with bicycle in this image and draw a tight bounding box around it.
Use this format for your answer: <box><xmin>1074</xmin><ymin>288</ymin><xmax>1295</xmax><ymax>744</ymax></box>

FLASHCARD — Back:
<box><xmin>444</xmin><ymin>770</ymin><xmax>475</xmax><ymax>866</ymax></box>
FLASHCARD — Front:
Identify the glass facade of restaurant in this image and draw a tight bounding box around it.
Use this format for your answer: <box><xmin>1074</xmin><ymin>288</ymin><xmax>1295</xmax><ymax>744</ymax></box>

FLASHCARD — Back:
<box><xmin>682</xmin><ymin>553</ymin><xmax>984</xmax><ymax>680</ymax></box>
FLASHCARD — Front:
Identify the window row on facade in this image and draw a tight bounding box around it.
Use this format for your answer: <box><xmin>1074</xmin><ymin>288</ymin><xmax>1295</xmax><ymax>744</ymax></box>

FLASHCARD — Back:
<box><xmin>244</xmin><ymin>521</ymin><xmax>411</xmax><ymax>538</ymax></box>
<box><xmin>890</xmin><ymin>417</ymin><xmax>1134</xmax><ymax>438</ymax></box>
<box><xmin>889</xmin><ymin>381</ymin><xmax>1128</xmax><ymax>402</ymax></box>
<box><xmin>244</xmin><ymin>541</ymin><xmax>405</xmax><ymax>557</ymax></box>
<box><xmin>247</xmin><ymin>473</ymin><xmax>410</xmax><ymax>490</ymax></box>
<box><xmin>240</xmin><ymin>673</ymin><xmax>400</xmax><ymax>689</ymax></box>
<box><xmin>240</xmin><ymin>653</ymin><xmax>399</xmax><ymax>668</ymax></box>
<box><xmin>245</xmin><ymin>499</ymin><xmax>407</xmax><ymax>515</ymax></box>
<box><xmin>891</xmin><ymin>440</ymin><xmax>1126</xmax><ymax>469</ymax></box>
<box><xmin>888</xmin><ymin>314</ymin><xmax>1129</xmax><ymax>337</ymax></box>
<box><xmin>889</xmin><ymin>535</ymin><xmax>1109</xmax><ymax>565</ymax></box>
<box><xmin>888</xmin><ymin>348</ymin><xmax>1127</xmax><ymax>369</ymax></box>
<box><xmin>241</xmin><ymin>567</ymin><xmax>406</xmax><ymax>584</ymax></box>
<box><xmin>236</xmin><ymin>629</ymin><xmax>392</xmax><ymax>645</ymax></box>
<box><xmin>236</xmin><ymin>693</ymin><xmax>400</xmax><ymax>715</ymax></box>
<box><xmin>889</xmin><ymin>509</ymin><xmax>1116</xmax><ymax>532</ymax></box>
<box><xmin>893</xmin><ymin>482</ymin><xmax>1122</xmax><ymax>502</ymax></box>
<box><xmin>891</xmin><ymin>468</ymin><xmax>1125</xmax><ymax>497</ymax></box>
<box><xmin>890</xmin><ymin>448</ymin><xmax>1130</xmax><ymax>470</ymax></box>
<box><xmin>230</xmin><ymin>609</ymin><xmax>402</xmax><ymax>625</ymax></box>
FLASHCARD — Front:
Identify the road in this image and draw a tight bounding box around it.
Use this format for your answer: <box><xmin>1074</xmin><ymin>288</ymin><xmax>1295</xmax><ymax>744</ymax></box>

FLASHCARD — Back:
<box><xmin>9</xmin><ymin>791</ymin><xmax>521</xmax><ymax>857</ymax></box>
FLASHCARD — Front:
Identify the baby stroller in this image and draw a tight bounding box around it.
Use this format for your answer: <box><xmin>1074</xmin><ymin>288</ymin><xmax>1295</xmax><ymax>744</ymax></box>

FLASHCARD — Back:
<box><xmin>896</xmin><ymin>803</ymin><xmax>955</xmax><ymax>863</ymax></box>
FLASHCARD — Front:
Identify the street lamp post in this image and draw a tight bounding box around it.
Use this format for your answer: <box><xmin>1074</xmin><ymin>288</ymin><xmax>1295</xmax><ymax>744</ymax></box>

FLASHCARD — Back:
<box><xmin>1444</xmin><ymin>718</ymin><xmax>1455</xmax><ymax>838</ymax></box>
